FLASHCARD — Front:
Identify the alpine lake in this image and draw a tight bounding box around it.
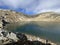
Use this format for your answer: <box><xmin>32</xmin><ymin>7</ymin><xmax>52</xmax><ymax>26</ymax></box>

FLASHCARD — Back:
<box><xmin>6</xmin><ymin>21</ymin><xmax>60</xmax><ymax>44</ymax></box>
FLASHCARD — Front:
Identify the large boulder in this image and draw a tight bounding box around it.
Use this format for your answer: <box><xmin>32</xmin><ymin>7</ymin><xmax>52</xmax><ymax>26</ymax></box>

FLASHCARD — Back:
<box><xmin>0</xmin><ymin>29</ymin><xmax>28</xmax><ymax>45</ymax></box>
<box><xmin>15</xmin><ymin>32</ymin><xmax>27</xmax><ymax>42</ymax></box>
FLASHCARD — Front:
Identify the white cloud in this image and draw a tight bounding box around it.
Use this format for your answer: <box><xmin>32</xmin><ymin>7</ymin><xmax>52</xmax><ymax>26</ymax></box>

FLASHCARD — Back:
<box><xmin>1</xmin><ymin>0</ymin><xmax>19</xmax><ymax>8</ymax></box>
<box><xmin>33</xmin><ymin>0</ymin><xmax>60</xmax><ymax>14</ymax></box>
<box><xmin>0</xmin><ymin>2</ymin><xmax>4</xmax><ymax>6</ymax></box>
<box><xmin>0</xmin><ymin>0</ymin><xmax>60</xmax><ymax>14</ymax></box>
<box><xmin>1</xmin><ymin>0</ymin><xmax>35</xmax><ymax>8</ymax></box>
<box><xmin>36</xmin><ymin>9</ymin><xmax>60</xmax><ymax>14</ymax></box>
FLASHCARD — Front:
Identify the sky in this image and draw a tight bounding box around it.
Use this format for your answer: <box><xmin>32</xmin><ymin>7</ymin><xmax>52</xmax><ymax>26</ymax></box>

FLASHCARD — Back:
<box><xmin>0</xmin><ymin>0</ymin><xmax>60</xmax><ymax>15</ymax></box>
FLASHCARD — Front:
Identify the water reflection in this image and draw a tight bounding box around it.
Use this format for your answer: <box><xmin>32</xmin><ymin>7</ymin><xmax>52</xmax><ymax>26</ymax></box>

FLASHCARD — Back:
<box><xmin>6</xmin><ymin>21</ymin><xmax>60</xmax><ymax>44</ymax></box>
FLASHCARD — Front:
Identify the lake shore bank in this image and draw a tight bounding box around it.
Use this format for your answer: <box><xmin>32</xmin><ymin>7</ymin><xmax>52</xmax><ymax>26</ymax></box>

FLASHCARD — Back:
<box><xmin>25</xmin><ymin>34</ymin><xmax>57</xmax><ymax>45</ymax></box>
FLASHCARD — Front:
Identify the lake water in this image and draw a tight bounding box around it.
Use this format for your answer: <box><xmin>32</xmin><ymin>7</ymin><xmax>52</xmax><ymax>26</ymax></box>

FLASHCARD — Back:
<box><xmin>6</xmin><ymin>21</ymin><xmax>60</xmax><ymax>44</ymax></box>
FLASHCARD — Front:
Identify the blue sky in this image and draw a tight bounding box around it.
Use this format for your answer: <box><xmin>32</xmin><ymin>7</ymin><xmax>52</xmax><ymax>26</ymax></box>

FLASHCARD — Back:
<box><xmin>0</xmin><ymin>0</ymin><xmax>60</xmax><ymax>15</ymax></box>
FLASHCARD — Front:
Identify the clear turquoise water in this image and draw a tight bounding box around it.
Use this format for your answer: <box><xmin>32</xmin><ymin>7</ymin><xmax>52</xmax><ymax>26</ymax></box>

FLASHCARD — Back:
<box><xmin>7</xmin><ymin>21</ymin><xmax>60</xmax><ymax>44</ymax></box>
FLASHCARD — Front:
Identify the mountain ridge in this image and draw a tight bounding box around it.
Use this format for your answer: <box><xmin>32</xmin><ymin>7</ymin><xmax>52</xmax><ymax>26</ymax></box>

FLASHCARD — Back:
<box><xmin>0</xmin><ymin>9</ymin><xmax>60</xmax><ymax>22</ymax></box>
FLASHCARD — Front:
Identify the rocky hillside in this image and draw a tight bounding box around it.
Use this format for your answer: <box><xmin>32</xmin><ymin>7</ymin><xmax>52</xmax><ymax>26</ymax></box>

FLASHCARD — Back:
<box><xmin>0</xmin><ymin>9</ymin><xmax>30</xmax><ymax>23</ymax></box>
<box><xmin>0</xmin><ymin>9</ymin><xmax>60</xmax><ymax>23</ymax></box>
<box><xmin>32</xmin><ymin>12</ymin><xmax>60</xmax><ymax>22</ymax></box>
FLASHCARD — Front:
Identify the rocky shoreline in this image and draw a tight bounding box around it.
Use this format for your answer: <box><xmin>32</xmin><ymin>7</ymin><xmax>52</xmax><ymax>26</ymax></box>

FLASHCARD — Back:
<box><xmin>25</xmin><ymin>34</ymin><xmax>57</xmax><ymax>45</ymax></box>
<box><xmin>0</xmin><ymin>28</ymin><xmax>57</xmax><ymax>45</ymax></box>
